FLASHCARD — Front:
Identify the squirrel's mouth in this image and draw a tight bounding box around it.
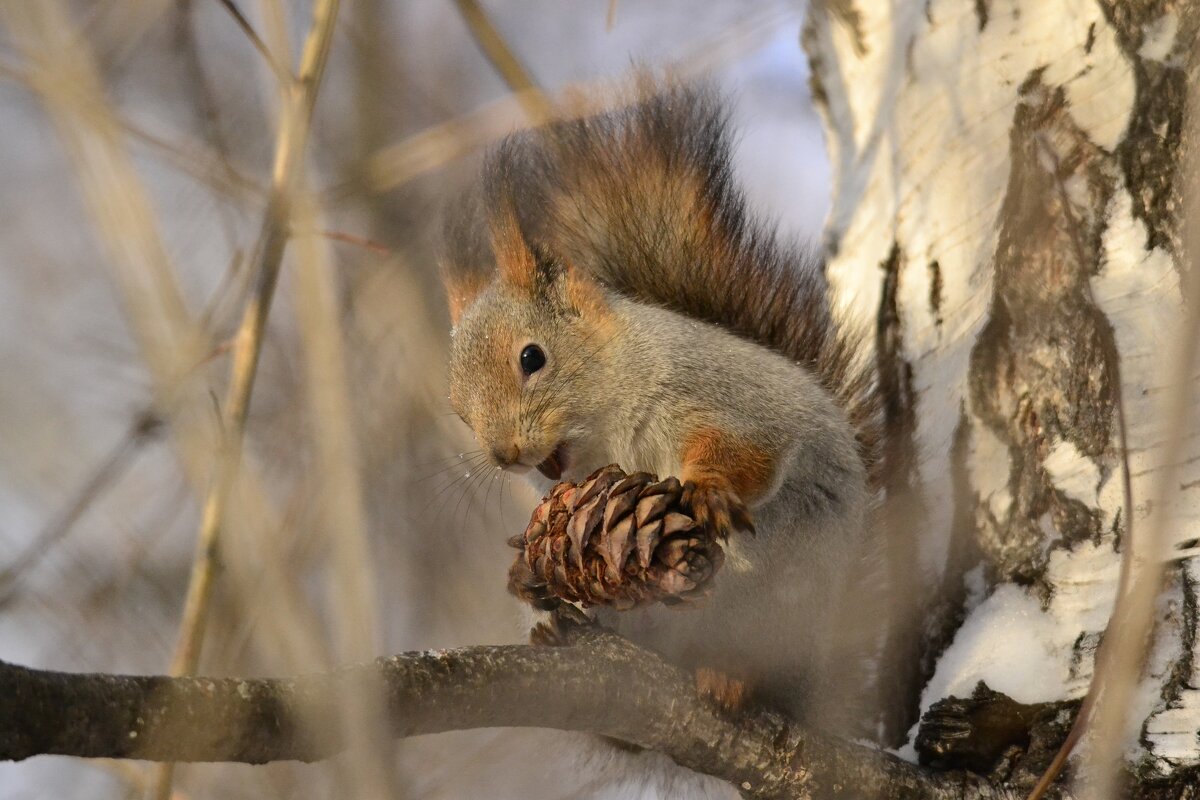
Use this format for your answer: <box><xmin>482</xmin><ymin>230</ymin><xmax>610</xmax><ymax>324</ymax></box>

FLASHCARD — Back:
<box><xmin>536</xmin><ymin>442</ymin><xmax>568</xmax><ymax>481</ymax></box>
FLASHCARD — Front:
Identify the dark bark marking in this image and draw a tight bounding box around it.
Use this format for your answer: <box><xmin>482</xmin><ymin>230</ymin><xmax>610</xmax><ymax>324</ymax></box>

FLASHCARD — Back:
<box><xmin>919</xmin><ymin>414</ymin><xmax>984</xmax><ymax>707</ymax></box>
<box><xmin>968</xmin><ymin>75</ymin><xmax>1120</xmax><ymax>586</ymax></box>
<box><xmin>974</xmin><ymin>0</ymin><xmax>990</xmax><ymax>31</ymax></box>
<box><xmin>873</xmin><ymin>249</ymin><xmax>982</xmax><ymax>749</ymax></box>
<box><xmin>928</xmin><ymin>260</ymin><xmax>944</xmax><ymax>328</ymax></box>
<box><xmin>1096</xmin><ymin>0</ymin><xmax>1199</xmax><ymax>258</ymax></box>
<box><xmin>916</xmin><ymin>682</ymin><xmax>1056</xmax><ymax>774</ymax></box>
<box><xmin>874</xmin><ymin>242</ymin><xmax>933</xmax><ymax>745</ymax></box>
<box><xmin>913</xmin><ymin>682</ymin><xmax>1200</xmax><ymax>796</ymax></box>
<box><xmin>829</xmin><ymin>0</ymin><xmax>869</xmax><ymax>57</ymax></box>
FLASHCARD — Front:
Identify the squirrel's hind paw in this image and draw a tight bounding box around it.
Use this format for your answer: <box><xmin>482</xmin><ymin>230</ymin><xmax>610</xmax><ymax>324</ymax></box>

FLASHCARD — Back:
<box><xmin>695</xmin><ymin>667</ymin><xmax>750</xmax><ymax>713</ymax></box>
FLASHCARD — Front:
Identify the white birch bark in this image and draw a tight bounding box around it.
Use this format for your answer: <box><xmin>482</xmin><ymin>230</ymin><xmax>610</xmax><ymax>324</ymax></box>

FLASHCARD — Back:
<box><xmin>805</xmin><ymin>0</ymin><xmax>1200</xmax><ymax>779</ymax></box>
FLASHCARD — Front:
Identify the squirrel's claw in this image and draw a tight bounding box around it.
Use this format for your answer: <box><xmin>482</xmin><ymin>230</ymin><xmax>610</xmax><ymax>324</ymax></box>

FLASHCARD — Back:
<box><xmin>695</xmin><ymin>666</ymin><xmax>750</xmax><ymax>713</ymax></box>
<box><xmin>529</xmin><ymin>604</ymin><xmax>595</xmax><ymax>646</ymax></box>
<box><xmin>682</xmin><ymin>479</ymin><xmax>755</xmax><ymax>539</ymax></box>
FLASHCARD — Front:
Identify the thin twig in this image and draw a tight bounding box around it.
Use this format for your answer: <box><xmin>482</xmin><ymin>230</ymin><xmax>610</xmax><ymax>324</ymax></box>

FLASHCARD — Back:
<box><xmin>173</xmin><ymin>0</ymin><xmax>249</xmax><ymax>251</ymax></box>
<box><xmin>153</xmin><ymin>2</ymin><xmax>341</xmax><ymax>798</ymax></box>
<box><xmin>315</xmin><ymin>229</ymin><xmax>392</xmax><ymax>255</ymax></box>
<box><xmin>450</xmin><ymin>0</ymin><xmax>554</xmax><ymax>124</ymax></box>
<box><xmin>211</xmin><ymin>0</ymin><xmax>292</xmax><ymax>83</ymax></box>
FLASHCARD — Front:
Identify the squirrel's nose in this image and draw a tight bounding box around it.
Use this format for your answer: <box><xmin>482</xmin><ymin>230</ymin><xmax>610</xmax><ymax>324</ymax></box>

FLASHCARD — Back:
<box><xmin>491</xmin><ymin>443</ymin><xmax>520</xmax><ymax>467</ymax></box>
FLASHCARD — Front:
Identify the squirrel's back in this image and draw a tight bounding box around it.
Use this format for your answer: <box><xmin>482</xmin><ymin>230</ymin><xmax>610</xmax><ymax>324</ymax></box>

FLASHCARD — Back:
<box><xmin>444</xmin><ymin>83</ymin><xmax>880</xmax><ymax>485</ymax></box>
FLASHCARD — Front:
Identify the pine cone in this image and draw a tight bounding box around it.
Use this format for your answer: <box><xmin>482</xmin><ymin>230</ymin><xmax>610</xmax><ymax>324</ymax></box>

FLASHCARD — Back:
<box><xmin>507</xmin><ymin>465</ymin><xmax>725</xmax><ymax>611</ymax></box>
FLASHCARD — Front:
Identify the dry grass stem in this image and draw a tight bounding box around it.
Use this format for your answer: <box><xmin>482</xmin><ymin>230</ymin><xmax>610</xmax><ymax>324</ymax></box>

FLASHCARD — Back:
<box><xmin>212</xmin><ymin>0</ymin><xmax>292</xmax><ymax>83</ymax></box>
<box><xmin>152</xmin><ymin>1</ymin><xmax>342</xmax><ymax>797</ymax></box>
<box><xmin>1071</xmin><ymin>86</ymin><xmax>1200</xmax><ymax>800</ymax></box>
<box><xmin>292</xmin><ymin>180</ymin><xmax>396</xmax><ymax>796</ymax></box>
<box><xmin>450</xmin><ymin>0</ymin><xmax>554</xmax><ymax>124</ymax></box>
<box><xmin>351</xmin><ymin>7</ymin><xmax>791</xmax><ymax>198</ymax></box>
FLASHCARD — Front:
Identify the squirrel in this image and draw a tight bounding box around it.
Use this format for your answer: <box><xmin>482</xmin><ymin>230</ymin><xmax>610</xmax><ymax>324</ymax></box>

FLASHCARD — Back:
<box><xmin>440</xmin><ymin>82</ymin><xmax>882</xmax><ymax>728</ymax></box>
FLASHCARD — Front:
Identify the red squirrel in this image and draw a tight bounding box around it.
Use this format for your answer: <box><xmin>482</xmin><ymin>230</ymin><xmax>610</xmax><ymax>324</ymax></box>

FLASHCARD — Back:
<box><xmin>440</xmin><ymin>83</ymin><xmax>881</xmax><ymax>725</ymax></box>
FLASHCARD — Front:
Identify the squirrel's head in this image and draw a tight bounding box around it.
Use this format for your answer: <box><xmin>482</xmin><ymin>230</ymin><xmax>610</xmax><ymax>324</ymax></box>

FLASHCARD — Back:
<box><xmin>443</xmin><ymin>205</ymin><xmax>617</xmax><ymax>482</ymax></box>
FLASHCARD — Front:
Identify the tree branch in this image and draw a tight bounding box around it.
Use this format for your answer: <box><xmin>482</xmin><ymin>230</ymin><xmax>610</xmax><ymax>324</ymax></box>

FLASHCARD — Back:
<box><xmin>0</xmin><ymin>627</ymin><xmax>1012</xmax><ymax>800</ymax></box>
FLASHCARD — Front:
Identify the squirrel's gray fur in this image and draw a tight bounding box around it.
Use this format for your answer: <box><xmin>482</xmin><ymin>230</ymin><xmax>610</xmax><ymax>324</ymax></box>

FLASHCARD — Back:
<box><xmin>441</xmin><ymin>83</ymin><xmax>883</xmax><ymax>743</ymax></box>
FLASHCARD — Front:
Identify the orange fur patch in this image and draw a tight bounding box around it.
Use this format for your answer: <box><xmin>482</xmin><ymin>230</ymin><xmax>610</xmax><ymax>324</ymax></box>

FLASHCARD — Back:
<box><xmin>445</xmin><ymin>270</ymin><xmax>491</xmax><ymax>324</ymax></box>
<box><xmin>694</xmin><ymin>667</ymin><xmax>749</xmax><ymax>712</ymax></box>
<box><xmin>564</xmin><ymin>265</ymin><xmax>612</xmax><ymax>322</ymax></box>
<box><xmin>489</xmin><ymin>203</ymin><xmax>538</xmax><ymax>292</ymax></box>
<box><xmin>680</xmin><ymin>426</ymin><xmax>774</xmax><ymax>503</ymax></box>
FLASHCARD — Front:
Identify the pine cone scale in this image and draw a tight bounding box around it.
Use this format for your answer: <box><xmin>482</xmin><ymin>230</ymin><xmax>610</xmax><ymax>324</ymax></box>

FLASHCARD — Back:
<box><xmin>507</xmin><ymin>465</ymin><xmax>726</xmax><ymax>611</ymax></box>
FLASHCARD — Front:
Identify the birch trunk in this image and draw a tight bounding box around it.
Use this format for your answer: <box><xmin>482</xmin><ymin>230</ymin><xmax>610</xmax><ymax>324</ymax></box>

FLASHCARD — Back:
<box><xmin>805</xmin><ymin>0</ymin><xmax>1200</xmax><ymax>790</ymax></box>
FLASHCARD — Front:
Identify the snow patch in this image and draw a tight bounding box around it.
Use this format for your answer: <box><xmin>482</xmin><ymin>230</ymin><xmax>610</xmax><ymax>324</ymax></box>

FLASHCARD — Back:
<box><xmin>968</xmin><ymin>422</ymin><xmax>1012</xmax><ymax>521</ymax></box>
<box><xmin>919</xmin><ymin>584</ymin><xmax>1074</xmax><ymax>707</ymax></box>
<box><xmin>1138</xmin><ymin>13</ymin><xmax>1179</xmax><ymax>63</ymax></box>
<box><xmin>1044</xmin><ymin>441</ymin><xmax>1101</xmax><ymax>507</ymax></box>
<box><xmin>914</xmin><ymin>540</ymin><xmax>1121</xmax><ymax>725</ymax></box>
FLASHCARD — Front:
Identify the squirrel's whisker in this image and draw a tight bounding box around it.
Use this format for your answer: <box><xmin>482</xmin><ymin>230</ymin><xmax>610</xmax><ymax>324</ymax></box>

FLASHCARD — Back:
<box><xmin>522</xmin><ymin>324</ymin><xmax>604</xmax><ymax>425</ymax></box>
<box><xmin>522</xmin><ymin>327</ymin><xmax>603</xmax><ymax>425</ymax></box>
<box><xmin>410</xmin><ymin>448</ymin><xmax>486</xmax><ymax>472</ymax></box>
<box><xmin>526</xmin><ymin>330</ymin><xmax>619</xmax><ymax>429</ymax></box>
<box><xmin>415</xmin><ymin>456</ymin><xmax>495</xmax><ymax>524</ymax></box>
<box><xmin>451</xmin><ymin>461</ymin><xmax>499</xmax><ymax>534</ymax></box>
<box><xmin>412</xmin><ymin>450</ymin><xmax>490</xmax><ymax>484</ymax></box>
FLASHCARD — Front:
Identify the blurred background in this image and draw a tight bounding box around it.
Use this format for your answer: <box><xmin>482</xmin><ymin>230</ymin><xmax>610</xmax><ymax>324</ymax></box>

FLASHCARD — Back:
<box><xmin>0</xmin><ymin>1</ymin><xmax>829</xmax><ymax>797</ymax></box>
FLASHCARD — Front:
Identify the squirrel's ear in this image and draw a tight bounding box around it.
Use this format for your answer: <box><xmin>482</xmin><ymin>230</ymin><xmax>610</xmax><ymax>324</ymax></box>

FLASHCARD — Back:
<box><xmin>442</xmin><ymin>263</ymin><xmax>490</xmax><ymax>325</ymax></box>
<box><xmin>441</xmin><ymin>187</ymin><xmax>495</xmax><ymax>325</ymax></box>
<box><xmin>488</xmin><ymin>199</ymin><xmax>609</xmax><ymax>318</ymax></box>
<box><xmin>489</xmin><ymin>203</ymin><xmax>541</xmax><ymax>293</ymax></box>
<box><xmin>563</xmin><ymin>264</ymin><xmax>611</xmax><ymax>320</ymax></box>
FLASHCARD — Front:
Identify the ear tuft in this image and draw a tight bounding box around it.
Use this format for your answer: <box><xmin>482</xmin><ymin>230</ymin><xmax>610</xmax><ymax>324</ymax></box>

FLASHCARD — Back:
<box><xmin>441</xmin><ymin>186</ymin><xmax>495</xmax><ymax>324</ymax></box>
<box><xmin>564</xmin><ymin>263</ymin><xmax>611</xmax><ymax>320</ymax></box>
<box><xmin>443</xmin><ymin>264</ymin><xmax>490</xmax><ymax>325</ymax></box>
<box><xmin>490</xmin><ymin>202</ymin><xmax>540</xmax><ymax>293</ymax></box>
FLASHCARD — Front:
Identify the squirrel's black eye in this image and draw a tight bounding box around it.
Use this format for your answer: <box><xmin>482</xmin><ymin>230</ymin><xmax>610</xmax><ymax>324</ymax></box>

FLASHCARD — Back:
<box><xmin>519</xmin><ymin>344</ymin><xmax>546</xmax><ymax>375</ymax></box>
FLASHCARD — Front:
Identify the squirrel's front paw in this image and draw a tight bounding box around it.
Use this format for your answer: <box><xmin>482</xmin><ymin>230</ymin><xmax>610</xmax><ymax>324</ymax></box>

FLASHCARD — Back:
<box><xmin>681</xmin><ymin>478</ymin><xmax>755</xmax><ymax>539</ymax></box>
<box><xmin>508</xmin><ymin>465</ymin><xmax>725</xmax><ymax>611</ymax></box>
